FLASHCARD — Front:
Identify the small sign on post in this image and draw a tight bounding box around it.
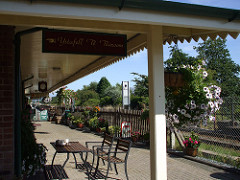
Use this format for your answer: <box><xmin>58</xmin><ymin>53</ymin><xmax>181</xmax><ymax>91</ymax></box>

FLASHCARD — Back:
<box><xmin>122</xmin><ymin>81</ymin><xmax>130</xmax><ymax>109</ymax></box>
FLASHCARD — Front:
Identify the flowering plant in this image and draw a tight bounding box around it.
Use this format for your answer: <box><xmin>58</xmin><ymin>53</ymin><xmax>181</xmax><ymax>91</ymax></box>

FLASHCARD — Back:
<box><xmin>165</xmin><ymin>59</ymin><xmax>223</xmax><ymax>126</ymax></box>
<box><xmin>131</xmin><ymin>131</ymin><xmax>141</xmax><ymax>138</ymax></box>
<box><xmin>183</xmin><ymin>131</ymin><xmax>201</xmax><ymax>149</ymax></box>
<box><xmin>90</xmin><ymin>106</ymin><xmax>100</xmax><ymax>117</ymax></box>
<box><xmin>98</xmin><ymin>118</ymin><xmax>108</xmax><ymax>128</ymax></box>
<box><xmin>62</xmin><ymin>88</ymin><xmax>77</xmax><ymax>109</ymax></box>
<box><xmin>93</xmin><ymin>106</ymin><xmax>100</xmax><ymax>113</ymax></box>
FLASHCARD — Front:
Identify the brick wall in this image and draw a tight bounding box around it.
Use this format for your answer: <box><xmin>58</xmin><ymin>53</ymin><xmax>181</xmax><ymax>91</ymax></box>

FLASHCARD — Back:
<box><xmin>0</xmin><ymin>25</ymin><xmax>15</xmax><ymax>179</ymax></box>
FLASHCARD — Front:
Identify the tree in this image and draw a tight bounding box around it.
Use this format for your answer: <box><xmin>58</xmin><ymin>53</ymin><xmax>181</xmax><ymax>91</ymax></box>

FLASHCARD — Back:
<box><xmin>82</xmin><ymin>81</ymin><xmax>98</xmax><ymax>92</ymax></box>
<box><xmin>55</xmin><ymin>87</ymin><xmax>65</xmax><ymax>105</ymax></box>
<box><xmin>164</xmin><ymin>45</ymin><xmax>198</xmax><ymax>71</ymax></box>
<box><xmin>75</xmin><ymin>89</ymin><xmax>99</xmax><ymax>106</ymax></box>
<box><xmin>97</xmin><ymin>77</ymin><xmax>111</xmax><ymax>98</ymax></box>
<box><xmin>82</xmin><ymin>98</ymin><xmax>100</xmax><ymax>107</ymax></box>
<box><xmin>101</xmin><ymin>85</ymin><xmax>122</xmax><ymax>106</ymax></box>
<box><xmin>194</xmin><ymin>38</ymin><xmax>240</xmax><ymax>97</ymax></box>
<box><xmin>50</xmin><ymin>96</ymin><xmax>58</xmax><ymax>105</ymax></box>
<box><xmin>131</xmin><ymin>72</ymin><xmax>149</xmax><ymax>97</ymax></box>
<box><xmin>130</xmin><ymin>72</ymin><xmax>149</xmax><ymax>109</ymax></box>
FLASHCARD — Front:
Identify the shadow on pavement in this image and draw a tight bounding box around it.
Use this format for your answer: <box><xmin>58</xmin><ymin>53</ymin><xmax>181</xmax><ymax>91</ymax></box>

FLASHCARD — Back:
<box><xmin>34</xmin><ymin>131</ymin><xmax>50</xmax><ymax>134</ymax></box>
<box><xmin>45</xmin><ymin>165</ymin><xmax>69</xmax><ymax>180</ymax></box>
<box><xmin>210</xmin><ymin>172</ymin><xmax>240</xmax><ymax>180</ymax></box>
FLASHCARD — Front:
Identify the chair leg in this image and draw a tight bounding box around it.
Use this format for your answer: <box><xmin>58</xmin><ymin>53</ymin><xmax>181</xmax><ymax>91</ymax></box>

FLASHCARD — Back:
<box><xmin>93</xmin><ymin>156</ymin><xmax>100</xmax><ymax>177</ymax></box>
<box><xmin>105</xmin><ymin>162</ymin><xmax>111</xmax><ymax>180</ymax></box>
<box><xmin>125</xmin><ymin>161</ymin><xmax>129</xmax><ymax>180</ymax></box>
<box><xmin>114</xmin><ymin>163</ymin><xmax>118</xmax><ymax>175</ymax></box>
<box><xmin>90</xmin><ymin>153</ymin><xmax>95</xmax><ymax>173</ymax></box>
<box><xmin>101</xmin><ymin>158</ymin><xmax>112</xmax><ymax>170</ymax></box>
<box><xmin>51</xmin><ymin>152</ymin><xmax>57</xmax><ymax>170</ymax></box>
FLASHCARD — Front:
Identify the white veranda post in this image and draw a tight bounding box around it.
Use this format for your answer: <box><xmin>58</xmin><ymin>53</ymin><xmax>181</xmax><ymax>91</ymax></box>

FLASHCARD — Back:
<box><xmin>147</xmin><ymin>26</ymin><xmax>167</xmax><ymax>180</ymax></box>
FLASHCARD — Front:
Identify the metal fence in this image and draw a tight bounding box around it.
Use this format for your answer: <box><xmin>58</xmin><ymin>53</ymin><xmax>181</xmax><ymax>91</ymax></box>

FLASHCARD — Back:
<box><xmin>168</xmin><ymin>97</ymin><xmax>240</xmax><ymax>169</ymax></box>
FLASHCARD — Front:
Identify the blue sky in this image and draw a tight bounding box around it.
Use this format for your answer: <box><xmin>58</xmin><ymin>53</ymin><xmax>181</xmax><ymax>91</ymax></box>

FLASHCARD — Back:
<box><xmin>63</xmin><ymin>0</ymin><xmax>240</xmax><ymax>92</ymax></box>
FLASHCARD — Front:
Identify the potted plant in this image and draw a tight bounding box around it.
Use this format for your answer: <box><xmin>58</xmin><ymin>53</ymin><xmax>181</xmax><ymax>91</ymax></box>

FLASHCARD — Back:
<box><xmin>100</xmin><ymin>127</ymin><xmax>106</xmax><ymax>133</ymax></box>
<box><xmin>109</xmin><ymin>125</ymin><xmax>121</xmax><ymax>136</ymax></box>
<box><xmin>89</xmin><ymin>116</ymin><xmax>99</xmax><ymax>131</ymax></box>
<box><xmin>83</xmin><ymin>107</ymin><xmax>91</xmax><ymax>120</ymax></box>
<box><xmin>68</xmin><ymin>115</ymin><xmax>77</xmax><ymax>128</ymax></box>
<box><xmin>143</xmin><ymin>132</ymin><xmax>150</xmax><ymax>145</ymax></box>
<box><xmin>131</xmin><ymin>131</ymin><xmax>141</xmax><ymax>142</ymax></box>
<box><xmin>73</xmin><ymin>117</ymin><xmax>84</xmax><ymax>128</ymax></box>
<box><xmin>183</xmin><ymin>131</ymin><xmax>201</xmax><ymax>157</ymax></box>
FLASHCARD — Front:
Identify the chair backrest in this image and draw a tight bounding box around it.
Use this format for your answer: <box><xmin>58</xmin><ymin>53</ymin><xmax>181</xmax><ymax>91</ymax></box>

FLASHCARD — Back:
<box><xmin>114</xmin><ymin>138</ymin><xmax>132</xmax><ymax>160</ymax></box>
<box><xmin>102</xmin><ymin>133</ymin><xmax>114</xmax><ymax>148</ymax></box>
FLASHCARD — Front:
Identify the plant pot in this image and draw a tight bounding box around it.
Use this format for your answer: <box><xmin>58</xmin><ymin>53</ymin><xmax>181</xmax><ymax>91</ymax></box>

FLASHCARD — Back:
<box><xmin>185</xmin><ymin>147</ymin><xmax>198</xmax><ymax>157</ymax></box>
<box><xmin>55</xmin><ymin>116</ymin><xmax>62</xmax><ymax>124</ymax></box>
<box><xmin>132</xmin><ymin>137</ymin><xmax>138</xmax><ymax>142</ymax></box>
<box><xmin>77</xmin><ymin>123</ymin><xmax>84</xmax><ymax>128</ymax></box>
<box><xmin>96</xmin><ymin>128</ymin><xmax>101</xmax><ymax>133</ymax></box>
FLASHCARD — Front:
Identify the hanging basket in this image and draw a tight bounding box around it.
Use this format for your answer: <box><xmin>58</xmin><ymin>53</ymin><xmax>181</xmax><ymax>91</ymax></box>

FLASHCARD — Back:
<box><xmin>185</xmin><ymin>147</ymin><xmax>198</xmax><ymax>157</ymax></box>
<box><xmin>164</xmin><ymin>72</ymin><xmax>184</xmax><ymax>87</ymax></box>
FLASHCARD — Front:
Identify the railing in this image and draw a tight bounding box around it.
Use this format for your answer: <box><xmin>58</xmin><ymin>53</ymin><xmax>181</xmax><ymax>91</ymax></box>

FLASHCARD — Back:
<box><xmin>168</xmin><ymin>97</ymin><xmax>240</xmax><ymax>169</ymax></box>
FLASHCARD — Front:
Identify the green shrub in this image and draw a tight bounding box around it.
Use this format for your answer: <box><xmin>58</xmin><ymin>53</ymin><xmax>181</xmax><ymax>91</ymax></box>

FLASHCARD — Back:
<box><xmin>73</xmin><ymin>117</ymin><xmax>84</xmax><ymax>124</ymax></box>
<box><xmin>143</xmin><ymin>132</ymin><xmax>150</xmax><ymax>141</ymax></box>
<box><xmin>89</xmin><ymin>116</ymin><xmax>99</xmax><ymax>129</ymax></box>
<box><xmin>109</xmin><ymin>125</ymin><xmax>121</xmax><ymax>135</ymax></box>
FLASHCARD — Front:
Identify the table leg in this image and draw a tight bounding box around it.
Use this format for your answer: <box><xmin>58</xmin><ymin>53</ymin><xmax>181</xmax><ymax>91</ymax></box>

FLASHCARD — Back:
<box><xmin>60</xmin><ymin>153</ymin><xmax>70</xmax><ymax>179</ymax></box>
<box><xmin>72</xmin><ymin>153</ymin><xmax>78</xmax><ymax>168</ymax></box>
<box><xmin>80</xmin><ymin>152</ymin><xmax>90</xmax><ymax>180</ymax></box>
<box><xmin>51</xmin><ymin>151</ymin><xmax>57</xmax><ymax>170</ymax></box>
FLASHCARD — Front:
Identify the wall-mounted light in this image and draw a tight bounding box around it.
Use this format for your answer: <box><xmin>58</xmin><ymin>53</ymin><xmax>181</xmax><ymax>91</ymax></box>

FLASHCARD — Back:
<box><xmin>38</xmin><ymin>81</ymin><xmax>47</xmax><ymax>92</ymax></box>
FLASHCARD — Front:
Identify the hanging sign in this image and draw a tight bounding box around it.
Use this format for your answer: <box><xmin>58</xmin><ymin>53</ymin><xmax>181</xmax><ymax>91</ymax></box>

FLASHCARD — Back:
<box><xmin>42</xmin><ymin>29</ymin><xmax>127</xmax><ymax>56</ymax></box>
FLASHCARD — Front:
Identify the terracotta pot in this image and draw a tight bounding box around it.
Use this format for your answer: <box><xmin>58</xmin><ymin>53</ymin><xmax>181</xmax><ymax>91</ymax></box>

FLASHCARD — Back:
<box><xmin>132</xmin><ymin>137</ymin><xmax>138</xmax><ymax>142</ymax></box>
<box><xmin>96</xmin><ymin>128</ymin><xmax>101</xmax><ymax>133</ymax></box>
<box><xmin>55</xmin><ymin>116</ymin><xmax>62</xmax><ymax>124</ymax></box>
<box><xmin>77</xmin><ymin>123</ymin><xmax>84</xmax><ymax>128</ymax></box>
<box><xmin>185</xmin><ymin>147</ymin><xmax>198</xmax><ymax>157</ymax></box>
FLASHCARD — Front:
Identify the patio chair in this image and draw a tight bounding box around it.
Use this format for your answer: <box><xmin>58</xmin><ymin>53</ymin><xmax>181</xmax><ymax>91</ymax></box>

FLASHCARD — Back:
<box><xmin>94</xmin><ymin>138</ymin><xmax>132</xmax><ymax>180</ymax></box>
<box><xmin>85</xmin><ymin>133</ymin><xmax>115</xmax><ymax>170</ymax></box>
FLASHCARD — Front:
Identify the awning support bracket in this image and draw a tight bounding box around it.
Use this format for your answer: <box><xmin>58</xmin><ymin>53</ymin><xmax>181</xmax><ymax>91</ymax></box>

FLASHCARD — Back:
<box><xmin>119</xmin><ymin>0</ymin><xmax>126</xmax><ymax>10</ymax></box>
<box><xmin>228</xmin><ymin>12</ymin><xmax>240</xmax><ymax>22</ymax></box>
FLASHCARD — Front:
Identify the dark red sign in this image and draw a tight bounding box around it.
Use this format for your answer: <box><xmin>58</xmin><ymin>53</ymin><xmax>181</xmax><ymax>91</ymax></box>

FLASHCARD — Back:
<box><xmin>42</xmin><ymin>29</ymin><xmax>127</xmax><ymax>56</ymax></box>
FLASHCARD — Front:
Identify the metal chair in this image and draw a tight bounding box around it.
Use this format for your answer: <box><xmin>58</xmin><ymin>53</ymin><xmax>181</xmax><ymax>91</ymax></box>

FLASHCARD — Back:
<box><xmin>85</xmin><ymin>133</ymin><xmax>115</xmax><ymax>171</ymax></box>
<box><xmin>94</xmin><ymin>138</ymin><xmax>132</xmax><ymax>180</ymax></box>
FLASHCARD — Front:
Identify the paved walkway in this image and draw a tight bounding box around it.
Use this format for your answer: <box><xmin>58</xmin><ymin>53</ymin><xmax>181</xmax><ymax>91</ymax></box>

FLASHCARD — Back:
<box><xmin>34</xmin><ymin>122</ymin><xmax>239</xmax><ymax>180</ymax></box>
